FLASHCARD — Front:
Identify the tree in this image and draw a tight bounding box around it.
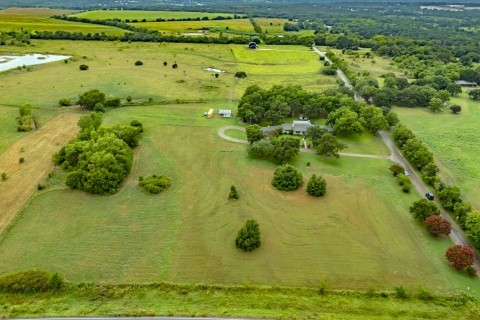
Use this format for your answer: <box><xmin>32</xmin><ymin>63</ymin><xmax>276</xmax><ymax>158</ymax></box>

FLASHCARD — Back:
<box><xmin>78</xmin><ymin>89</ymin><xmax>105</xmax><ymax>110</ymax></box>
<box><xmin>229</xmin><ymin>185</ymin><xmax>239</xmax><ymax>199</ymax></box>
<box><xmin>359</xmin><ymin>105</ymin><xmax>388</xmax><ymax>134</ymax></box>
<box><xmin>454</xmin><ymin>202</ymin><xmax>472</xmax><ymax>229</ymax></box>
<box><xmin>385</xmin><ymin>112</ymin><xmax>399</xmax><ymax>127</ymax></box>
<box><xmin>449</xmin><ymin>105</ymin><xmax>461</xmax><ymax>114</ymax></box>
<box><xmin>134</xmin><ymin>60</ymin><xmax>143</xmax><ymax>66</ymax></box>
<box><xmin>235</xmin><ymin>219</ymin><xmax>261</xmax><ymax>251</ymax></box>
<box><xmin>307</xmin><ymin>174</ymin><xmax>327</xmax><ymax>197</ymax></box>
<box><xmin>272</xmin><ymin>137</ymin><xmax>300</xmax><ymax>164</ymax></box>
<box><xmin>409</xmin><ymin>199</ymin><xmax>440</xmax><ymax>221</ymax></box>
<box><xmin>316</xmin><ymin>133</ymin><xmax>346</xmax><ymax>158</ymax></box>
<box><xmin>327</xmin><ymin>107</ymin><xmax>363</xmax><ymax>136</ymax></box>
<box><xmin>437</xmin><ymin>185</ymin><xmax>462</xmax><ymax>211</ymax></box>
<box><xmin>271</xmin><ymin>164</ymin><xmax>302</xmax><ymax>191</ymax></box>
<box><xmin>58</xmin><ymin>98</ymin><xmax>71</xmax><ymax>106</ymax></box>
<box><xmin>246</xmin><ymin>124</ymin><xmax>264</xmax><ymax>144</ymax></box>
<box><xmin>401</xmin><ymin>138</ymin><xmax>433</xmax><ymax>170</ymax></box>
<box><xmin>428</xmin><ymin>97</ymin><xmax>444</xmax><ymax>113</ymax></box>
<box><xmin>445</xmin><ymin>245</ymin><xmax>475</xmax><ymax>271</ymax></box>
<box><xmin>436</xmin><ymin>90</ymin><xmax>450</xmax><ymax>103</ymax></box>
<box><xmin>305</xmin><ymin>126</ymin><xmax>328</xmax><ymax>147</ymax></box>
<box><xmin>465</xmin><ymin>211</ymin><xmax>480</xmax><ymax>248</ymax></box>
<box><xmin>139</xmin><ymin>175</ymin><xmax>171</xmax><ymax>194</ymax></box>
<box><xmin>424</xmin><ymin>215</ymin><xmax>451</xmax><ymax>236</ymax></box>
<box><xmin>79</xmin><ymin>64</ymin><xmax>88</xmax><ymax>71</ymax></box>
<box><xmin>389</xmin><ymin>163</ymin><xmax>404</xmax><ymax>177</ymax></box>
<box><xmin>248</xmin><ymin>140</ymin><xmax>274</xmax><ymax>159</ymax></box>
<box><xmin>19</xmin><ymin>104</ymin><xmax>32</xmax><ymax>117</ymax></box>
<box><xmin>392</xmin><ymin>124</ymin><xmax>415</xmax><ymax>147</ymax></box>
<box><xmin>468</xmin><ymin>89</ymin><xmax>480</xmax><ymax>101</ymax></box>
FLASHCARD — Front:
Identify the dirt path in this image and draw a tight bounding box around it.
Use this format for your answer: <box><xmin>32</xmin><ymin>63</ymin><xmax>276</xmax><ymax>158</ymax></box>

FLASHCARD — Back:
<box><xmin>0</xmin><ymin>112</ymin><xmax>81</xmax><ymax>233</ymax></box>
<box><xmin>217</xmin><ymin>126</ymin><xmax>390</xmax><ymax>160</ymax></box>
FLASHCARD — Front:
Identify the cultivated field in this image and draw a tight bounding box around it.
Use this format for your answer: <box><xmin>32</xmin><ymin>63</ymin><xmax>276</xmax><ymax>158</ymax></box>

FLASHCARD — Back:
<box><xmin>135</xmin><ymin>19</ymin><xmax>253</xmax><ymax>35</ymax></box>
<box><xmin>0</xmin><ymin>8</ymin><xmax>126</xmax><ymax>35</ymax></box>
<box><xmin>72</xmin><ymin>10</ymin><xmax>239</xmax><ymax>21</ymax></box>
<box><xmin>395</xmin><ymin>93</ymin><xmax>480</xmax><ymax>209</ymax></box>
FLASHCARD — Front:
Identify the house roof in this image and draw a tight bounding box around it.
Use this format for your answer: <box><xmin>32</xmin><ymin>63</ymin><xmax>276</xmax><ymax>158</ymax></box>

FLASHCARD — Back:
<box><xmin>454</xmin><ymin>80</ymin><xmax>478</xmax><ymax>86</ymax></box>
<box><xmin>219</xmin><ymin>109</ymin><xmax>232</xmax><ymax>114</ymax></box>
<box><xmin>292</xmin><ymin>120</ymin><xmax>314</xmax><ymax>132</ymax></box>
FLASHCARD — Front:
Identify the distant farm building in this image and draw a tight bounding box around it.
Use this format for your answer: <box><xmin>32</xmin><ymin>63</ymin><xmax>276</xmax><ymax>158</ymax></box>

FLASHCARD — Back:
<box><xmin>207</xmin><ymin>109</ymin><xmax>214</xmax><ymax>118</ymax></box>
<box><xmin>248</xmin><ymin>42</ymin><xmax>258</xmax><ymax>49</ymax></box>
<box><xmin>454</xmin><ymin>80</ymin><xmax>478</xmax><ymax>87</ymax></box>
<box><xmin>219</xmin><ymin>109</ymin><xmax>232</xmax><ymax>118</ymax></box>
<box><xmin>262</xmin><ymin>121</ymin><xmax>332</xmax><ymax>135</ymax></box>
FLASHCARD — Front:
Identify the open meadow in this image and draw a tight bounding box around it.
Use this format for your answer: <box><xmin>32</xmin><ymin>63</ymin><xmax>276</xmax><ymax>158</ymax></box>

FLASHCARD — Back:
<box><xmin>0</xmin><ymin>8</ymin><xmax>126</xmax><ymax>35</ymax></box>
<box><xmin>0</xmin><ymin>31</ymin><xmax>478</xmax><ymax>303</ymax></box>
<box><xmin>395</xmin><ymin>93</ymin><xmax>480</xmax><ymax>209</ymax></box>
<box><xmin>134</xmin><ymin>19</ymin><xmax>254</xmax><ymax>36</ymax></box>
<box><xmin>71</xmin><ymin>10</ymin><xmax>239</xmax><ymax>21</ymax></box>
<box><xmin>0</xmin><ymin>102</ymin><xmax>476</xmax><ymax>297</ymax></box>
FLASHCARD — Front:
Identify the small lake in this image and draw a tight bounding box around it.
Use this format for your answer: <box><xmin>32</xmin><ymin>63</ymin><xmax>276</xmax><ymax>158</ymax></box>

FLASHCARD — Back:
<box><xmin>0</xmin><ymin>53</ymin><xmax>71</xmax><ymax>72</ymax></box>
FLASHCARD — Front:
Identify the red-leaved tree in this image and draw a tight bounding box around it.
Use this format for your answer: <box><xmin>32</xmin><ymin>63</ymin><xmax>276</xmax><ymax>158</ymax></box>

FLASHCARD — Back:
<box><xmin>424</xmin><ymin>215</ymin><xmax>451</xmax><ymax>236</ymax></box>
<box><xmin>445</xmin><ymin>245</ymin><xmax>475</xmax><ymax>270</ymax></box>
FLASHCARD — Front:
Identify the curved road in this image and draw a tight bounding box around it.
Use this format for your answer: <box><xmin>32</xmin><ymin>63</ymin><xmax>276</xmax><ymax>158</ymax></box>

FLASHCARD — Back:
<box><xmin>218</xmin><ymin>126</ymin><xmax>390</xmax><ymax>160</ymax></box>
<box><xmin>311</xmin><ymin>45</ymin><xmax>480</xmax><ymax>269</ymax></box>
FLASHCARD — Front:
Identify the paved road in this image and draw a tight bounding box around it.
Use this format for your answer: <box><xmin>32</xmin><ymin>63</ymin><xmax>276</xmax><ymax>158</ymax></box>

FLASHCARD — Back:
<box><xmin>380</xmin><ymin>131</ymin><xmax>480</xmax><ymax>270</ymax></box>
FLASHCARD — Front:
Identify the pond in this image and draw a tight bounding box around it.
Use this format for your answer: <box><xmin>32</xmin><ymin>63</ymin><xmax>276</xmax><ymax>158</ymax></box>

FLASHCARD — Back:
<box><xmin>0</xmin><ymin>53</ymin><xmax>71</xmax><ymax>72</ymax></box>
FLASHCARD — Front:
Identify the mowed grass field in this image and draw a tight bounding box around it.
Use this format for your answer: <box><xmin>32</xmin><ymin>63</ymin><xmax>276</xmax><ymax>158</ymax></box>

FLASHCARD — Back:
<box><xmin>136</xmin><ymin>19</ymin><xmax>253</xmax><ymax>35</ymax></box>
<box><xmin>0</xmin><ymin>8</ymin><xmax>126</xmax><ymax>35</ymax></box>
<box><xmin>233</xmin><ymin>46</ymin><xmax>337</xmax><ymax>94</ymax></box>
<box><xmin>0</xmin><ymin>41</ymin><xmax>334</xmax><ymax>110</ymax></box>
<box><xmin>72</xmin><ymin>10</ymin><xmax>238</xmax><ymax>21</ymax></box>
<box><xmin>395</xmin><ymin>93</ymin><xmax>480</xmax><ymax>209</ymax></box>
<box><xmin>0</xmin><ymin>103</ymin><xmax>477</xmax><ymax>296</ymax></box>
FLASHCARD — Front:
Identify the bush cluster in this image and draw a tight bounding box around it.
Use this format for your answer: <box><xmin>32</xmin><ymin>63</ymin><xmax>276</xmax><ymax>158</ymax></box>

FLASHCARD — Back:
<box><xmin>0</xmin><ymin>270</ymin><xmax>64</xmax><ymax>293</ymax></box>
<box><xmin>17</xmin><ymin>104</ymin><xmax>34</xmax><ymax>132</ymax></box>
<box><xmin>306</xmin><ymin>174</ymin><xmax>327</xmax><ymax>197</ymax></box>
<box><xmin>54</xmin><ymin>113</ymin><xmax>142</xmax><ymax>195</ymax></box>
<box><xmin>139</xmin><ymin>175</ymin><xmax>171</xmax><ymax>194</ymax></box>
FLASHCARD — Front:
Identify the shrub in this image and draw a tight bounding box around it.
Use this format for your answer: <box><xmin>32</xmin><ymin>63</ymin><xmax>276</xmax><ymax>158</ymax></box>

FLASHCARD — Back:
<box><xmin>229</xmin><ymin>185</ymin><xmax>239</xmax><ymax>199</ymax></box>
<box><xmin>130</xmin><ymin>120</ymin><xmax>143</xmax><ymax>132</ymax></box>
<box><xmin>416</xmin><ymin>286</ymin><xmax>433</xmax><ymax>301</ymax></box>
<box><xmin>395</xmin><ymin>286</ymin><xmax>408</xmax><ymax>299</ymax></box>
<box><xmin>409</xmin><ymin>199</ymin><xmax>440</xmax><ymax>221</ymax></box>
<box><xmin>466</xmin><ymin>265</ymin><xmax>477</xmax><ymax>277</ymax></box>
<box><xmin>139</xmin><ymin>175</ymin><xmax>171</xmax><ymax>194</ymax></box>
<box><xmin>37</xmin><ymin>184</ymin><xmax>46</xmax><ymax>190</ymax></box>
<box><xmin>437</xmin><ymin>185</ymin><xmax>462</xmax><ymax>211</ymax></box>
<box><xmin>126</xmin><ymin>96</ymin><xmax>133</xmax><ymax>103</ymax></box>
<box><xmin>1</xmin><ymin>172</ymin><xmax>6</xmax><ymax>181</ymax></box>
<box><xmin>318</xmin><ymin>281</ymin><xmax>327</xmax><ymax>295</ymax></box>
<box><xmin>0</xmin><ymin>270</ymin><xmax>64</xmax><ymax>293</ymax></box>
<box><xmin>58</xmin><ymin>98</ymin><xmax>72</xmax><ymax>106</ymax></box>
<box><xmin>134</xmin><ymin>60</ymin><xmax>143</xmax><ymax>66</ymax></box>
<box><xmin>235</xmin><ymin>219</ymin><xmax>261</xmax><ymax>251</ymax></box>
<box><xmin>93</xmin><ymin>102</ymin><xmax>105</xmax><ymax>113</ymax></box>
<box><xmin>105</xmin><ymin>98</ymin><xmax>121</xmax><ymax>108</ymax></box>
<box><xmin>450</xmin><ymin>105</ymin><xmax>461</xmax><ymax>114</ymax></box>
<box><xmin>234</xmin><ymin>71</ymin><xmax>247</xmax><ymax>78</ymax></box>
<box><xmin>389</xmin><ymin>163</ymin><xmax>404</xmax><ymax>177</ymax></box>
<box><xmin>19</xmin><ymin>157</ymin><xmax>25</xmax><ymax>164</ymax></box>
<box><xmin>79</xmin><ymin>64</ymin><xmax>89</xmax><ymax>71</ymax></box>
<box><xmin>445</xmin><ymin>245</ymin><xmax>475</xmax><ymax>270</ymax></box>
<box><xmin>401</xmin><ymin>183</ymin><xmax>411</xmax><ymax>193</ymax></box>
<box><xmin>307</xmin><ymin>174</ymin><xmax>327</xmax><ymax>197</ymax></box>
<box><xmin>424</xmin><ymin>215</ymin><xmax>451</xmax><ymax>236</ymax></box>
<box><xmin>271</xmin><ymin>164</ymin><xmax>302</xmax><ymax>191</ymax></box>
<box><xmin>172</xmin><ymin>63</ymin><xmax>178</xmax><ymax>68</ymax></box>
<box><xmin>78</xmin><ymin>89</ymin><xmax>105</xmax><ymax>110</ymax></box>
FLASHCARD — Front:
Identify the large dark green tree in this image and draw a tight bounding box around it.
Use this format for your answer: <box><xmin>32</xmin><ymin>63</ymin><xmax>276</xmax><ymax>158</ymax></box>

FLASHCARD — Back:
<box><xmin>409</xmin><ymin>199</ymin><xmax>440</xmax><ymax>221</ymax></box>
<box><xmin>78</xmin><ymin>89</ymin><xmax>105</xmax><ymax>110</ymax></box>
<box><xmin>315</xmin><ymin>133</ymin><xmax>346</xmax><ymax>158</ymax></box>
<box><xmin>271</xmin><ymin>164</ymin><xmax>302</xmax><ymax>191</ymax></box>
<box><xmin>235</xmin><ymin>219</ymin><xmax>261</xmax><ymax>252</ymax></box>
<box><xmin>246</xmin><ymin>124</ymin><xmax>264</xmax><ymax>144</ymax></box>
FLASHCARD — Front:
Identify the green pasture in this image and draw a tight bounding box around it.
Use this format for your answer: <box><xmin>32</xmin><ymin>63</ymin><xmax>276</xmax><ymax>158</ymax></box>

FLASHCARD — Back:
<box><xmin>224</xmin><ymin>128</ymin><xmax>247</xmax><ymax>140</ymax></box>
<box><xmin>0</xmin><ymin>8</ymin><xmax>125</xmax><ymax>35</ymax></box>
<box><xmin>395</xmin><ymin>94</ymin><xmax>480</xmax><ymax>208</ymax></box>
<box><xmin>317</xmin><ymin>46</ymin><xmax>404</xmax><ymax>80</ymax></box>
<box><xmin>255</xmin><ymin>18</ymin><xmax>288</xmax><ymax>35</ymax></box>
<box><xmin>0</xmin><ymin>102</ymin><xmax>477</xmax><ymax>297</ymax></box>
<box><xmin>232</xmin><ymin>46</ymin><xmax>336</xmax><ymax>94</ymax></box>
<box><xmin>72</xmin><ymin>10</ymin><xmax>239</xmax><ymax>21</ymax></box>
<box><xmin>136</xmin><ymin>19</ymin><xmax>253</xmax><ymax>35</ymax></box>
